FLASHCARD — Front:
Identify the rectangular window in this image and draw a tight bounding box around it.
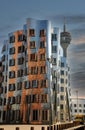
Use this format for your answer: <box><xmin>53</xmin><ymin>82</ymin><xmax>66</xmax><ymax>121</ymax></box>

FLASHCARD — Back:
<box><xmin>18</xmin><ymin>46</ymin><xmax>25</xmax><ymax>53</ymax></box>
<box><xmin>9</xmin><ymin>84</ymin><xmax>15</xmax><ymax>91</ymax></box>
<box><xmin>9</xmin><ymin>35</ymin><xmax>15</xmax><ymax>43</ymax></box>
<box><xmin>40</xmin><ymin>41</ymin><xmax>45</xmax><ymax>48</ymax></box>
<box><xmin>17</xmin><ymin>69</ymin><xmax>23</xmax><ymax>77</ymax></box>
<box><xmin>52</xmin><ymin>46</ymin><xmax>57</xmax><ymax>53</ymax></box>
<box><xmin>61</xmin><ymin>87</ymin><xmax>64</xmax><ymax>92</ymax></box>
<box><xmin>29</xmin><ymin>29</ymin><xmax>35</xmax><ymax>37</ymax></box>
<box><xmin>60</xmin><ymin>104</ymin><xmax>63</xmax><ymax>109</ymax></box>
<box><xmin>16</xmin><ymin>127</ymin><xmax>19</xmax><ymax>130</ymax></box>
<box><xmin>9</xmin><ymin>47</ymin><xmax>15</xmax><ymax>54</ymax></box>
<box><xmin>24</xmin><ymin>81</ymin><xmax>30</xmax><ymax>89</ymax></box>
<box><xmin>32</xmin><ymin>80</ymin><xmax>37</xmax><ymax>88</ymax></box>
<box><xmin>1</xmin><ymin>55</ymin><xmax>5</xmax><ymax>61</ymax></box>
<box><xmin>60</xmin><ymin>95</ymin><xmax>64</xmax><ymax>100</ymax></box>
<box><xmin>18</xmin><ymin>34</ymin><xmax>26</xmax><ymax>42</ymax></box>
<box><xmin>32</xmin><ymin>110</ymin><xmax>38</xmax><ymax>120</ymax></box>
<box><xmin>9</xmin><ymin>59</ymin><xmax>15</xmax><ymax>66</ymax></box>
<box><xmin>61</xmin><ymin>78</ymin><xmax>64</xmax><ymax>83</ymax></box>
<box><xmin>0</xmin><ymin>98</ymin><xmax>2</xmax><ymax>105</ymax></box>
<box><xmin>30</xmin><ymin>41</ymin><xmax>36</xmax><ymax>49</ymax></box>
<box><xmin>8</xmin><ymin>97</ymin><xmax>15</xmax><ymax>105</ymax></box>
<box><xmin>16</xmin><ymin>95</ymin><xmax>21</xmax><ymax>104</ymax></box>
<box><xmin>0</xmin><ymin>87</ymin><xmax>3</xmax><ymax>94</ymax></box>
<box><xmin>24</xmin><ymin>67</ymin><xmax>29</xmax><ymax>75</ymax></box>
<box><xmin>40</xmin><ymin>53</ymin><xmax>45</xmax><ymax>61</ymax></box>
<box><xmin>25</xmin><ymin>95</ymin><xmax>31</xmax><ymax>104</ymax></box>
<box><xmin>61</xmin><ymin>70</ymin><xmax>64</xmax><ymax>75</ymax></box>
<box><xmin>30</xmin><ymin>127</ymin><xmax>34</xmax><ymax>130</ymax></box>
<box><xmin>30</xmin><ymin>53</ymin><xmax>37</xmax><ymax>61</ymax></box>
<box><xmin>40</xmin><ymin>66</ymin><xmax>46</xmax><ymax>74</ymax></box>
<box><xmin>61</xmin><ymin>62</ymin><xmax>64</xmax><ymax>67</ymax></box>
<box><xmin>40</xmin><ymin>80</ymin><xmax>47</xmax><ymax>88</ymax></box>
<box><xmin>42</xmin><ymin>110</ymin><xmax>48</xmax><ymax>120</ymax></box>
<box><xmin>31</xmin><ymin>67</ymin><xmax>38</xmax><ymax>74</ymax></box>
<box><xmin>18</xmin><ymin>57</ymin><xmax>24</xmax><ymax>65</ymax></box>
<box><xmin>41</xmin><ymin>94</ymin><xmax>48</xmax><ymax>103</ymax></box>
<box><xmin>51</xmin><ymin>34</ymin><xmax>57</xmax><ymax>41</ymax></box>
<box><xmin>40</xmin><ymin>29</ymin><xmax>45</xmax><ymax>37</ymax></box>
<box><xmin>9</xmin><ymin>71</ymin><xmax>15</xmax><ymax>78</ymax></box>
<box><xmin>10</xmin><ymin>110</ymin><xmax>15</xmax><ymax>121</ymax></box>
<box><xmin>17</xmin><ymin>82</ymin><xmax>22</xmax><ymax>90</ymax></box>
<box><xmin>16</xmin><ymin>110</ymin><xmax>20</xmax><ymax>121</ymax></box>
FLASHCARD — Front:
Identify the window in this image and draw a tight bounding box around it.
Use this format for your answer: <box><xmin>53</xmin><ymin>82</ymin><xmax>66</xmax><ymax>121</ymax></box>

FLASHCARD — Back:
<box><xmin>32</xmin><ymin>80</ymin><xmax>37</xmax><ymax>88</ymax></box>
<box><xmin>40</xmin><ymin>53</ymin><xmax>45</xmax><ymax>61</ymax></box>
<box><xmin>4</xmin><ymin>98</ymin><xmax>6</xmax><ymax>105</ymax></box>
<box><xmin>9</xmin><ymin>35</ymin><xmax>15</xmax><ymax>43</ymax></box>
<box><xmin>9</xmin><ymin>47</ymin><xmax>15</xmax><ymax>54</ymax></box>
<box><xmin>60</xmin><ymin>114</ymin><xmax>63</xmax><ymax>121</ymax></box>
<box><xmin>61</xmin><ymin>87</ymin><xmax>64</xmax><ymax>92</ymax></box>
<box><xmin>17</xmin><ymin>69</ymin><xmax>23</xmax><ymax>77</ymax></box>
<box><xmin>17</xmin><ymin>82</ymin><xmax>22</xmax><ymax>90</ymax></box>
<box><xmin>16</xmin><ymin>95</ymin><xmax>21</xmax><ymax>104</ymax></box>
<box><xmin>9</xmin><ymin>71</ymin><xmax>15</xmax><ymax>78</ymax></box>
<box><xmin>74</xmin><ymin>104</ymin><xmax>76</xmax><ymax>107</ymax></box>
<box><xmin>61</xmin><ymin>78</ymin><xmax>64</xmax><ymax>83</ymax></box>
<box><xmin>75</xmin><ymin>109</ymin><xmax>77</xmax><ymax>112</ymax></box>
<box><xmin>40</xmin><ymin>66</ymin><xmax>46</xmax><ymax>74</ymax></box>
<box><xmin>40</xmin><ymin>80</ymin><xmax>47</xmax><ymax>88</ymax></box>
<box><xmin>0</xmin><ymin>98</ymin><xmax>2</xmax><ymax>105</ymax></box>
<box><xmin>1</xmin><ymin>55</ymin><xmax>5</xmax><ymax>61</ymax></box>
<box><xmin>40</xmin><ymin>29</ymin><xmax>45</xmax><ymax>37</ymax></box>
<box><xmin>60</xmin><ymin>104</ymin><xmax>63</xmax><ymax>109</ymax></box>
<box><xmin>18</xmin><ymin>46</ymin><xmax>25</xmax><ymax>53</ymax></box>
<box><xmin>16</xmin><ymin>127</ymin><xmax>19</xmax><ymax>130</ymax></box>
<box><xmin>24</xmin><ymin>81</ymin><xmax>30</xmax><ymax>89</ymax></box>
<box><xmin>30</xmin><ymin>41</ymin><xmax>36</xmax><ymax>49</ymax></box>
<box><xmin>42</xmin><ymin>127</ymin><xmax>45</xmax><ymax>130</ymax></box>
<box><xmin>18</xmin><ymin>34</ymin><xmax>26</xmax><ymax>42</ymax></box>
<box><xmin>18</xmin><ymin>57</ymin><xmax>24</xmax><ymax>65</ymax></box>
<box><xmin>29</xmin><ymin>29</ymin><xmax>35</xmax><ymax>37</ymax></box>
<box><xmin>32</xmin><ymin>95</ymin><xmax>37</xmax><ymax>103</ymax></box>
<box><xmin>83</xmin><ymin>110</ymin><xmax>85</xmax><ymax>113</ymax></box>
<box><xmin>42</xmin><ymin>110</ymin><xmax>48</xmax><ymax>120</ymax></box>
<box><xmin>16</xmin><ymin>110</ymin><xmax>20</xmax><ymax>121</ymax></box>
<box><xmin>30</xmin><ymin>53</ymin><xmax>37</xmax><ymax>61</ymax></box>
<box><xmin>61</xmin><ymin>70</ymin><xmax>64</xmax><ymax>75</ymax></box>
<box><xmin>52</xmin><ymin>58</ymin><xmax>56</xmax><ymax>65</ymax></box>
<box><xmin>30</xmin><ymin>127</ymin><xmax>34</xmax><ymax>130</ymax></box>
<box><xmin>10</xmin><ymin>110</ymin><xmax>15</xmax><ymax>121</ymax></box>
<box><xmin>41</xmin><ymin>94</ymin><xmax>47</xmax><ymax>103</ymax></box>
<box><xmin>79</xmin><ymin>109</ymin><xmax>82</xmax><ymax>113</ymax></box>
<box><xmin>9</xmin><ymin>84</ymin><xmax>15</xmax><ymax>91</ymax></box>
<box><xmin>32</xmin><ymin>110</ymin><xmax>38</xmax><ymax>120</ymax></box>
<box><xmin>52</xmin><ymin>46</ymin><xmax>57</xmax><ymax>53</ymax></box>
<box><xmin>9</xmin><ymin>59</ymin><xmax>15</xmax><ymax>66</ymax></box>
<box><xmin>24</xmin><ymin>67</ymin><xmax>29</xmax><ymax>75</ymax></box>
<box><xmin>84</xmin><ymin>104</ymin><xmax>85</xmax><ymax>107</ymax></box>
<box><xmin>60</xmin><ymin>95</ymin><xmax>64</xmax><ymax>100</ymax></box>
<box><xmin>0</xmin><ymin>87</ymin><xmax>3</xmax><ymax>94</ymax></box>
<box><xmin>31</xmin><ymin>67</ymin><xmax>38</xmax><ymax>74</ymax></box>
<box><xmin>51</xmin><ymin>34</ymin><xmax>57</xmax><ymax>41</ymax></box>
<box><xmin>5</xmin><ymin>87</ymin><xmax>7</xmax><ymax>93</ymax></box>
<box><xmin>79</xmin><ymin>104</ymin><xmax>82</xmax><ymax>107</ymax></box>
<box><xmin>61</xmin><ymin>62</ymin><xmax>64</xmax><ymax>67</ymax></box>
<box><xmin>25</xmin><ymin>95</ymin><xmax>31</xmax><ymax>104</ymax></box>
<box><xmin>8</xmin><ymin>97</ymin><xmax>15</xmax><ymax>105</ymax></box>
<box><xmin>40</xmin><ymin>41</ymin><xmax>45</xmax><ymax>48</ymax></box>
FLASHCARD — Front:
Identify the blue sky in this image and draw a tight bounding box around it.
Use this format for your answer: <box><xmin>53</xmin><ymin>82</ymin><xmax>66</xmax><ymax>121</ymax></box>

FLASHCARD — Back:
<box><xmin>0</xmin><ymin>0</ymin><xmax>85</xmax><ymax>97</ymax></box>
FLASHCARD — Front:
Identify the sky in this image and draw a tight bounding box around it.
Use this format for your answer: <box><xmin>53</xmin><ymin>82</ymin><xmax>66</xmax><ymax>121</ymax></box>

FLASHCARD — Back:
<box><xmin>0</xmin><ymin>0</ymin><xmax>85</xmax><ymax>97</ymax></box>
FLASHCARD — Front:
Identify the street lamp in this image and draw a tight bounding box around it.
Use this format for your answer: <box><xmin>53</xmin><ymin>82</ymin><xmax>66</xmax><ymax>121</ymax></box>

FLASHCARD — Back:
<box><xmin>76</xmin><ymin>90</ymin><xmax>79</xmax><ymax>115</ymax></box>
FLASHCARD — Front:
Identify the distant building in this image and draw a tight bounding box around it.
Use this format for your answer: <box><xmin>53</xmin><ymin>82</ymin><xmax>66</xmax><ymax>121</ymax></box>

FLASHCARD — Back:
<box><xmin>71</xmin><ymin>98</ymin><xmax>85</xmax><ymax>119</ymax></box>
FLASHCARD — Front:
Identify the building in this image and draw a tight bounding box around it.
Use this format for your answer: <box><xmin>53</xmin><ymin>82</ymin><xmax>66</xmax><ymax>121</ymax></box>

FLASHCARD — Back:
<box><xmin>71</xmin><ymin>98</ymin><xmax>85</xmax><ymax>119</ymax></box>
<box><xmin>56</xmin><ymin>20</ymin><xmax>71</xmax><ymax>122</ymax></box>
<box><xmin>0</xmin><ymin>18</ymin><xmax>61</xmax><ymax>125</ymax></box>
<box><xmin>0</xmin><ymin>18</ymin><xmax>71</xmax><ymax>129</ymax></box>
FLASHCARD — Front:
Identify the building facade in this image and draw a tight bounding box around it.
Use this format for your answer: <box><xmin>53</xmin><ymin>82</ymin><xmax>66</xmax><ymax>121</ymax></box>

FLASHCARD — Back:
<box><xmin>0</xmin><ymin>18</ymin><xmax>61</xmax><ymax>125</ymax></box>
<box><xmin>0</xmin><ymin>18</ymin><xmax>71</xmax><ymax>126</ymax></box>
